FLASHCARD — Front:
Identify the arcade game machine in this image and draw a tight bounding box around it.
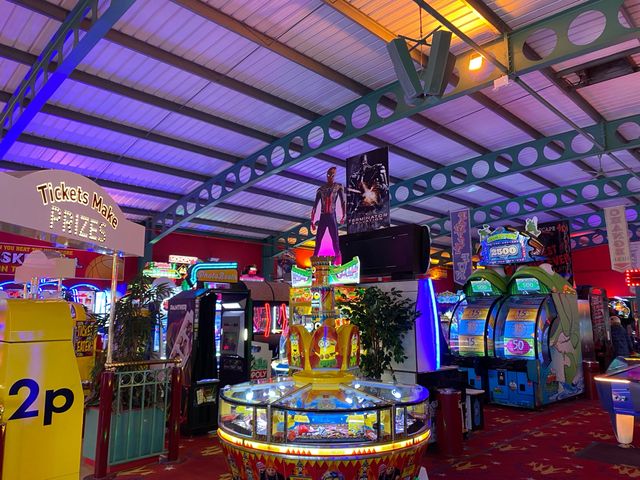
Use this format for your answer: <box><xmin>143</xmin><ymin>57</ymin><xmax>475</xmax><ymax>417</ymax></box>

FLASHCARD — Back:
<box><xmin>445</xmin><ymin>269</ymin><xmax>508</xmax><ymax>390</ymax></box>
<box><xmin>577</xmin><ymin>285</ymin><xmax>614</xmax><ymax>370</ymax></box>
<box><xmin>187</xmin><ymin>261</ymin><xmax>253</xmax><ymax>383</ymax></box>
<box><xmin>595</xmin><ymin>356</ymin><xmax>640</xmax><ymax>446</ymax></box>
<box><xmin>489</xmin><ymin>266</ymin><xmax>584</xmax><ymax>408</ymax></box>
<box><xmin>218</xmin><ymin>255</ymin><xmax>431</xmax><ymax>479</ymax></box>
<box><xmin>436</xmin><ymin>290</ymin><xmax>462</xmax><ymax>344</ymax></box>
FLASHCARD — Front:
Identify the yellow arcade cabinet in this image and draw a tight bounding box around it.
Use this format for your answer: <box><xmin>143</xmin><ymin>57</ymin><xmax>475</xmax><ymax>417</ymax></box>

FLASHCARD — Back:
<box><xmin>0</xmin><ymin>299</ymin><xmax>84</xmax><ymax>480</ymax></box>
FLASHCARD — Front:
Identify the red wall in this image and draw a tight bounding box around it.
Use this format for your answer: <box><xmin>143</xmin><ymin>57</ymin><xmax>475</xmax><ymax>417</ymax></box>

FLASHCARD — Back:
<box><xmin>572</xmin><ymin>244</ymin><xmax>630</xmax><ymax>297</ymax></box>
<box><xmin>151</xmin><ymin>232</ymin><xmax>264</xmax><ymax>273</ymax></box>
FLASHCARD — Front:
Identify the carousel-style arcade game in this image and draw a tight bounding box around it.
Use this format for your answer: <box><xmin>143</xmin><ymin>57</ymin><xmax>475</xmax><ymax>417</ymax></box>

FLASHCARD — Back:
<box><xmin>218</xmin><ymin>256</ymin><xmax>430</xmax><ymax>479</ymax></box>
<box><xmin>219</xmin><ymin>168</ymin><xmax>430</xmax><ymax>479</ymax></box>
<box><xmin>445</xmin><ymin>269</ymin><xmax>508</xmax><ymax>390</ymax></box>
<box><xmin>489</xmin><ymin>266</ymin><xmax>584</xmax><ymax>408</ymax></box>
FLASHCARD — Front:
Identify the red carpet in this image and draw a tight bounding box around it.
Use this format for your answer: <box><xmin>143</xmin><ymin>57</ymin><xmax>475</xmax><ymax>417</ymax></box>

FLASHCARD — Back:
<box><xmin>108</xmin><ymin>398</ymin><xmax>640</xmax><ymax>479</ymax></box>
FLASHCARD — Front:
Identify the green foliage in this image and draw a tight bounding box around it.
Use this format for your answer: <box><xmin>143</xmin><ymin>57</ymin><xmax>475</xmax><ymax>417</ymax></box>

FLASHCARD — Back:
<box><xmin>86</xmin><ymin>275</ymin><xmax>172</xmax><ymax>406</ymax></box>
<box><xmin>341</xmin><ymin>287</ymin><xmax>418</xmax><ymax>380</ymax></box>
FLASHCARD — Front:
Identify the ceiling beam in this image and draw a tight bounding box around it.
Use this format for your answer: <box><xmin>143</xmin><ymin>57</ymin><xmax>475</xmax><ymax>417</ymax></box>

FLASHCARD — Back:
<box><xmin>149</xmin><ymin>0</ymin><xmax>637</xmax><ymax>243</ymax></box>
<box><xmin>270</xmin><ymin>112</ymin><xmax>640</xmax><ymax>249</ymax></box>
<box><xmin>0</xmin><ymin>0</ymin><xmax>134</xmax><ymax>157</ymax></box>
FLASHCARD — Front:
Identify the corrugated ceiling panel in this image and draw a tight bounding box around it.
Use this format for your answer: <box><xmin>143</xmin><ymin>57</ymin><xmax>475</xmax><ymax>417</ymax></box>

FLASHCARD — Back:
<box><xmin>413</xmin><ymin>195</ymin><xmax>465</xmax><ymax>215</ymax></box>
<box><xmin>0</xmin><ymin>0</ymin><xmax>59</xmax><ymax>53</ymax></box>
<box><xmin>0</xmin><ymin>57</ymin><xmax>28</xmax><ymax>92</ymax></box>
<box><xmin>439</xmin><ymin>109</ymin><xmax>529</xmax><ymax>151</ymax></box>
<box><xmin>185</xmin><ymin>81</ymin><xmax>308</xmax><ymax>137</ymax></box>
<box><xmin>391</xmin><ymin>208</ymin><xmax>434</xmax><ymax>225</ymax></box>
<box><xmin>528</xmin><ymin>163</ymin><xmax>593</xmax><ymax>186</ymax></box>
<box><xmin>287</xmin><ymin>159</ymin><xmax>341</xmax><ymax>183</ymax></box>
<box><xmin>553</xmin><ymin>38</ymin><xmax>640</xmax><ymax>73</ymax></box>
<box><xmin>151</xmin><ymin>112</ymin><xmax>266</xmax><ymax>158</ymax></box>
<box><xmin>253</xmin><ymin>175</ymin><xmax>316</xmax><ymax>200</ymax></box>
<box><xmin>105</xmin><ymin>190</ymin><xmax>176</xmax><ymax>213</ymax></box>
<box><xmin>6</xmin><ymin>140</ymin><xmax>201</xmax><ymax>195</ymax></box>
<box><xmin>421</xmin><ymin>96</ymin><xmax>486</xmax><ymax>126</ymax></box>
<box><xmin>48</xmin><ymin>80</ymin><xmax>170</xmax><ymax>130</ymax></box>
<box><xmin>394</xmin><ymin>128</ymin><xmax>477</xmax><ymax>165</ymax></box>
<box><xmin>182</xmin><ymin>222</ymin><xmax>267</xmax><ymax>239</ymax></box>
<box><xmin>277</xmin><ymin>4</ymin><xmax>397</xmax><ymax>89</ymax></box>
<box><xmin>224</xmin><ymin>191</ymin><xmax>311</xmax><ymax>219</ymax></box>
<box><xmin>122</xmin><ymin>138</ymin><xmax>224</xmax><ymax>176</ymax></box>
<box><xmin>578</xmin><ymin>71</ymin><xmax>640</xmax><ymax>120</ymax></box>
<box><xmin>349</xmin><ymin>0</ymin><xmax>498</xmax><ymax>54</ymax></box>
<box><xmin>228</xmin><ymin>48</ymin><xmax>359</xmax><ymax>114</ymax></box>
<box><xmin>447</xmin><ymin>185</ymin><xmax>505</xmax><ymax>205</ymax></box>
<box><xmin>484</xmin><ymin>0</ymin><xmax>589</xmax><ymax>30</ymax></box>
<box><xmin>198</xmin><ymin>207</ymin><xmax>295</xmax><ymax>233</ymax></box>
<box><xmin>368</xmin><ymin>119</ymin><xmax>427</xmax><ymax>147</ymax></box>
<box><xmin>483</xmin><ymin>172</ymin><xmax>548</xmax><ymax>196</ymax></box>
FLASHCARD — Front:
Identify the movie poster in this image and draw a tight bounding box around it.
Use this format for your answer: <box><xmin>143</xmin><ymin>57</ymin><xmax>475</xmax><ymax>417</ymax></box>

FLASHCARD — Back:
<box><xmin>346</xmin><ymin>147</ymin><xmax>390</xmax><ymax>234</ymax></box>
<box><xmin>533</xmin><ymin>220</ymin><xmax>573</xmax><ymax>284</ymax></box>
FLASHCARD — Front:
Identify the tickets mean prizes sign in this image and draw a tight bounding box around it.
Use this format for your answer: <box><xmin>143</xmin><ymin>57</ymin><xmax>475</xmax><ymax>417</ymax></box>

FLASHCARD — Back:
<box><xmin>0</xmin><ymin>171</ymin><xmax>144</xmax><ymax>256</ymax></box>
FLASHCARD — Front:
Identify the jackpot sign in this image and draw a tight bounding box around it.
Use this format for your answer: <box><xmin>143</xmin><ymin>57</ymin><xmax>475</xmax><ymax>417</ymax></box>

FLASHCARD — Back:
<box><xmin>0</xmin><ymin>171</ymin><xmax>144</xmax><ymax>256</ymax></box>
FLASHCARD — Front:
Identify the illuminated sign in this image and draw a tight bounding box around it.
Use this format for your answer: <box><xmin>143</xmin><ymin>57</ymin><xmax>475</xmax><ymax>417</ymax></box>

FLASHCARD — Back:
<box><xmin>470</xmin><ymin>279</ymin><xmax>493</xmax><ymax>294</ymax></box>
<box><xmin>168</xmin><ymin>254</ymin><xmax>199</xmax><ymax>265</ymax></box>
<box><xmin>189</xmin><ymin>262</ymin><xmax>238</xmax><ymax>285</ymax></box>
<box><xmin>515</xmin><ymin>277</ymin><xmax>541</xmax><ymax>292</ymax></box>
<box><xmin>143</xmin><ymin>262</ymin><xmax>181</xmax><ymax>279</ymax></box>
<box><xmin>328</xmin><ymin>256</ymin><xmax>360</xmax><ymax>285</ymax></box>
<box><xmin>479</xmin><ymin>226</ymin><xmax>536</xmax><ymax>266</ymax></box>
<box><xmin>291</xmin><ymin>265</ymin><xmax>313</xmax><ymax>288</ymax></box>
<box><xmin>625</xmin><ymin>269</ymin><xmax>640</xmax><ymax>287</ymax></box>
<box><xmin>0</xmin><ymin>171</ymin><xmax>144</xmax><ymax>255</ymax></box>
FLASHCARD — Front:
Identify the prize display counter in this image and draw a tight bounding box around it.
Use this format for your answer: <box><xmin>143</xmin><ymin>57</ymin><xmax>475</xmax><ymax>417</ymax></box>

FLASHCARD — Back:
<box><xmin>218</xmin><ymin>378</ymin><xmax>429</xmax><ymax>478</ymax></box>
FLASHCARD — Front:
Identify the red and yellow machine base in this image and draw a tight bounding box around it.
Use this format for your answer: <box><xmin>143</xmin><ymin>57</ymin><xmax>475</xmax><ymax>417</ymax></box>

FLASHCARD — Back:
<box><xmin>219</xmin><ymin>428</ymin><xmax>430</xmax><ymax>480</ymax></box>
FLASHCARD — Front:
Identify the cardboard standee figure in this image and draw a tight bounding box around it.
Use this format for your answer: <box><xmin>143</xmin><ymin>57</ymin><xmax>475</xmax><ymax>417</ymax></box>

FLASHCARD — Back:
<box><xmin>311</xmin><ymin>167</ymin><xmax>346</xmax><ymax>264</ymax></box>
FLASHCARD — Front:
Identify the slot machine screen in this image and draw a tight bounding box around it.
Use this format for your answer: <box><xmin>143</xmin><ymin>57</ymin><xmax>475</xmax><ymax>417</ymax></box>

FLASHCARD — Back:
<box><xmin>458</xmin><ymin>306</ymin><xmax>489</xmax><ymax>356</ymax></box>
<box><xmin>503</xmin><ymin>307</ymin><xmax>538</xmax><ymax>359</ymax></box>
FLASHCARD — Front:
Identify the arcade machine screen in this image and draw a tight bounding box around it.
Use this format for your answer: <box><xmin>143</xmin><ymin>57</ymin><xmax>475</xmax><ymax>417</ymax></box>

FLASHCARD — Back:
<box><xmin>450</xmin><ymin>298</ymin><xmax>494</xmax><ymax>357</ymax></box>
<box><xmin>502</xmin><ymin>302</ymin><xmax>538</xmax><ymax>360</ymax></box>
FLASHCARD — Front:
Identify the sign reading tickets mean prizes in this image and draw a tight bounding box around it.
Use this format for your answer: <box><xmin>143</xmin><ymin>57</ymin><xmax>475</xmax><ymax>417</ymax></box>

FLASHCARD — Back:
<box><xmin>0</xmin><ymin>171</ymin><xmax>144</xmax><ymax>256</ymax></box>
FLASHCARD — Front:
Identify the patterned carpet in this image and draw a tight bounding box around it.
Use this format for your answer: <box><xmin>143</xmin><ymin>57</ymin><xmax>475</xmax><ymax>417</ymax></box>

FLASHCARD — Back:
<box><xmin>107</xmin><ymin>398</ymin><xmax>640</xmax><ymax>480</ymax></box>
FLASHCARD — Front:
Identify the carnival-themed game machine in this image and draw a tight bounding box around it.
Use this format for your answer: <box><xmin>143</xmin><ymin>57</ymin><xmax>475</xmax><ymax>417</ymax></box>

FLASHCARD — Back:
<box><xmin>595</xmin><ymin>356</ymin><xmax>640</xmax><ymax>446</ymax></box>
<box><xmin>218</xmin><ymin>168</ymin><xmax>430</xmax><ymax>480</ymax></box>
<box><xmin>218</xmin><ymin>256</ymin><xmax>431</xmax><ymax>480</ymax></box>
<box><xmin>490</xmin><ymin>266</ymin><xmax>583</xmax><ymax>408</ymax></box>
<box><xmin>446</xmin><ymin>269</ymin><xmax>508</xmax><ymax>390</ymax></box>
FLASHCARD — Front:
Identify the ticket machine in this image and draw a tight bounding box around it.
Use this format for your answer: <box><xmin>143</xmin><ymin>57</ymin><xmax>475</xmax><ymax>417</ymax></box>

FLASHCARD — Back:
<box><xmin>445</xmin><ymin>269</ymin><xmax>508</xmax><ymax>390</ymax></box>
<box><xmin>0</xmin><ymin>299</ymin><xmax>84</xmax><ymax>480</ymax></box>
<box><xmin>489</xmin><ymin>266</ymin><xmax>584</xmax><ymax>408</ymax></box>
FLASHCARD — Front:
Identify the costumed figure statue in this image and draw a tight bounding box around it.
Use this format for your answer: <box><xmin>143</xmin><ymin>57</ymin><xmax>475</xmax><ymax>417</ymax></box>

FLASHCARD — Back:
<box><xmin>311</xmin><ymin>166</ymin><xmax>346</xmax><ymax>265</ymax></box>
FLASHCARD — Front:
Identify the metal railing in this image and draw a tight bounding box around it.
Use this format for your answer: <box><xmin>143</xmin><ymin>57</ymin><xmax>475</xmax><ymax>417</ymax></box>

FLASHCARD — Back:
<box><xmin>92</xmin><ymin>359</ymin><xmax>182</xmax><ymax>479</ymax></box>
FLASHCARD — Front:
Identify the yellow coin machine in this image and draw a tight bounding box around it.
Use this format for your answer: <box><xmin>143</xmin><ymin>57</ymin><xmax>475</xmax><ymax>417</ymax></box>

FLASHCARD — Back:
<box><xmin>0</xmin><ymin>300</ymin><xmax>84</xmax><ymax>480</ymax></box>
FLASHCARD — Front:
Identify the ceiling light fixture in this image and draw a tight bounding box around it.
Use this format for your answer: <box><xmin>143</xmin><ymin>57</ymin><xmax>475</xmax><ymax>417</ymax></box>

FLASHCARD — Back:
<box><xmin>469</xmin><ymin>54</ymin><xmax>483</xmax><ymax>71</ymax></box>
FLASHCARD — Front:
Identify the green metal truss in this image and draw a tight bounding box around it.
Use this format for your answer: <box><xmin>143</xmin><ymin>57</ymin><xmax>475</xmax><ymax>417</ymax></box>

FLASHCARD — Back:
<box><xmin>271</xmin><ymin>112</ymin><xmax>640</xmax><ymax>250</ymax></box>
<box><xmin>149</xmin><ymin>0</ymin><xmax>637</xmax><ymax>245</ymax></box>
<box><xmin>427</xmin><ymin>173</ymin><xmax>640</xmax><ymax>238</ymax></box>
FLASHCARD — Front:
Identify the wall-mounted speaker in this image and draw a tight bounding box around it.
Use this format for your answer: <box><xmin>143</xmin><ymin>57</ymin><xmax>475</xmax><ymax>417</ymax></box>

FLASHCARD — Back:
<box><xmin>386</xmin><ymin>38</ymin><xmax>424</xmax><ymax>104</ymax></box>
<box><xmin>421</xmin><ymin>30</ymin><xmax>455</xmax><ymax>97</ymax></box>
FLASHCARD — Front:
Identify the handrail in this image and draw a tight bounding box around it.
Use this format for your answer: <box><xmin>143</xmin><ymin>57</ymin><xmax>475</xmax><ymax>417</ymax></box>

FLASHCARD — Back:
<box><xmin>105</xmin><ymin>358</ymin><xmax>181</xmax><ymax>369</ymax></box>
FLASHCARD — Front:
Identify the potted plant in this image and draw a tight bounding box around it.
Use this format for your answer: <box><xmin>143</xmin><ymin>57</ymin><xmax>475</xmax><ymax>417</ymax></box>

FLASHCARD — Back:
<box><xmin>83</xmin><ymin>276</ymin><xmax>173</xmax><ymax>467</ymax></box>
<box><xmin>341</xmin><ymin>287</ymin><xmax>418</xmax><ymax>381</ymax></box>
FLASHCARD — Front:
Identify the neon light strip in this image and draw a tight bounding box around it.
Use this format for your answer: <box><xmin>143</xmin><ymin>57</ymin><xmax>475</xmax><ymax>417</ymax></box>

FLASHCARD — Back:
<box><xmin>427</xmin><ymin>278</ymin><xmax>440</xmax><ymax>370</ymax></box>
<box><xmin>218</xmin><ymin>428</ymin><xmax>430</xmax><ymax>457</ymax></box>
<box><xmin>595</xmin><ymin>377</ymin><xmax>631</xmax><ymax>384</ymax></box>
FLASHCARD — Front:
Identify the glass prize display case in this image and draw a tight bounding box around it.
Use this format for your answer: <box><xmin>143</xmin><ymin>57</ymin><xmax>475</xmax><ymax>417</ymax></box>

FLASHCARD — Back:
<box><xmin>219</xmin><ymin>378</ymin><xmax>428</xmax><ymax>444</ymax></box>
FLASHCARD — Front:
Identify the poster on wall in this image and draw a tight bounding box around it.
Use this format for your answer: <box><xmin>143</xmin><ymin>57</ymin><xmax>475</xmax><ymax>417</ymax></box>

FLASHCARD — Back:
<box><xmin>0</xmin><ymin>242</ymin><xmax>124</xmax><ymax>280</ymax></box>
<box><xmin>604</xmin><ymin>205</ymin><xmax>631</xmax><ymax>272</ymax></box>
<box><xmin>450</xmin><ymin>209</ymin><xmax>473</xmax><ymax>285</ymax></box>
<box><xmin>346</xmin><ymin>147</ymin><xmax>390</xmax><ymax>234</ymax></box>
<box><xmin>533</xmin><ymin>220</ymin><xmax>573</xmax><ymax>284</ymax></box>
<box><xmin>167</xmin><ymin>296</ymin><xmax>196</xmax><ymax>386</ymax></box>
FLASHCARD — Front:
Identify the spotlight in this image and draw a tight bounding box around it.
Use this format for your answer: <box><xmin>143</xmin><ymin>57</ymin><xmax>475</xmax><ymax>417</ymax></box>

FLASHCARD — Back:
<box><xmin>469</xmin><ymin>54</ymin><xmax>483</xmax><ymax>71</ymax></box>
